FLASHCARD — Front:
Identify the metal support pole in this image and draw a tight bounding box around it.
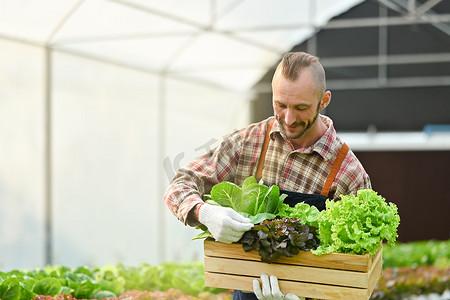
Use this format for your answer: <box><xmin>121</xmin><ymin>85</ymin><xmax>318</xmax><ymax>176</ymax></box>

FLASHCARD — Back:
<box><xmin>378</xmin><ymin>5</ymin><xmax>388</xmax><ymax>86</ymax></box>
<box><xmin>44</xmin><ymin>46</ymin><xmax>53</xmax><ymax>266</ymax></box>
<box><xmin>307</xmin><ymin>0</ymin><xmax>317</xmax><ymax>56</ymax></box>
<box><xmin>157</xmin><ymin>74</ymin><xmax>167</xmax><ymax>263</ymax></box>
<box><xmin>408</xmin><ymin>0</ymin><xmax>416</xmax><ymax>15</ymax></box>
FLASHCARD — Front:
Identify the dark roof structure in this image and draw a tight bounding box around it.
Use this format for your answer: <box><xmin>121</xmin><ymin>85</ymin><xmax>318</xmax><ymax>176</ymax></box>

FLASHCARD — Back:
<box><xmin>252</xmin><ymin>0</ymin><xmax>450</xmax><ymax>132</ymax></box>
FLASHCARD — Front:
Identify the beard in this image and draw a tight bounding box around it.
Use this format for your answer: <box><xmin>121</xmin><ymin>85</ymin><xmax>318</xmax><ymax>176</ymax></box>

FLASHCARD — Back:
<box><xmin>276</xmin><ymin>103</ymin><xmax>321</xmax><ymax>141</ymax></box>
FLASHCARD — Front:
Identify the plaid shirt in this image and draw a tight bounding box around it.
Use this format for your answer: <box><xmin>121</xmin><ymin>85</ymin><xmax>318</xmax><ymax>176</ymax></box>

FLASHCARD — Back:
<box><xmin>164</xmin><ymin>115</ymin><xmax>371</xmax><ymax>226</ymax></box>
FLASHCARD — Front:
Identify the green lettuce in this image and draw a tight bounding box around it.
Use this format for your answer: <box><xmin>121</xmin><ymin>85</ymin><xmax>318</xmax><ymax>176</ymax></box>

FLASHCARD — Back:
<box><xmin>277</xmin><ymin>201</ymin><xmax>320</xmax><ymax>228</ymax></box>
<box><xmin>193</xmin><ymin>177</ymin><xmax>287</xmax><ymax>239</ymax></box>
<box><xmin>312</xmin><ymin>189</ymin><xmax>400</xmax><ymax>255</ymax></box>
<box><xmin>0</xmin><ymin>262</ymin><xmax>221</xmax><ymax>299</ymax></box>
<box><xmin>0</xmin><ymin>265</ymin><xmax>124</xmax><ymax>300</ymax></box>
<box><xmin>207</xmin><ymin>176</ymin><xmax>287</xmax><ymax>224</ymax></box>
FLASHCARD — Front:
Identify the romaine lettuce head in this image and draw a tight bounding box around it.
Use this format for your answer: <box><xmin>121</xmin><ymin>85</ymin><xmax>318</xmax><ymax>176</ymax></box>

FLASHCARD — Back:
<box><xmin>312</xmin><ymin>189</ymin><xmax>400</xmax><ymax>256</ymax></box>
<box><xmin>210</xmin><ymin>176</ymin><xmax>285</xmax><ymax>221</ymax></box>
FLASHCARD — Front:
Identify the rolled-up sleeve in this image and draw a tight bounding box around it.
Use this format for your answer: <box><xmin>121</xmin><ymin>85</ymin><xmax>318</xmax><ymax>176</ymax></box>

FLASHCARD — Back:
<box><xmin>163</xmin><ymin>132</ymin><xmax>242</xmax><ymax>226</ymax></box>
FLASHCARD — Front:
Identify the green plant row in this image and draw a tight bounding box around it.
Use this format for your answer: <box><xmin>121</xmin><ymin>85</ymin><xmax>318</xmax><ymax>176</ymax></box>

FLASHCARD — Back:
<box><xmin>372</xmin><ymin>239</ymin><xmax>450</xmax><ymax>299</ymax></box>
<box><xmin>382</xmin><ymin>239</ymin><xmax>450</xmax><ymax>269</ymax></box>
<box><xmin>0</xmin><ymin>262</ymin><xmax>226</xmax><ymax>300</ymax></box>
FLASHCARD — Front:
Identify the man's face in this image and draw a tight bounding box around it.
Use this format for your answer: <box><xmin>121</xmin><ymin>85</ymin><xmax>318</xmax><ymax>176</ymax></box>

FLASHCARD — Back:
<box><xmin>272</xmin><ymin>68</ymin><xmax>323</xmax><ymax>143</ymax></box>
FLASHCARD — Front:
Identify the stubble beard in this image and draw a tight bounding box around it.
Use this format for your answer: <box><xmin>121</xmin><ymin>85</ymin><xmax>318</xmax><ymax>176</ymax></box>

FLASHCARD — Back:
<box><xmin>277</xmin><ymin>104</ymin><xmax>321</xmax><ymax>141</ymax></box>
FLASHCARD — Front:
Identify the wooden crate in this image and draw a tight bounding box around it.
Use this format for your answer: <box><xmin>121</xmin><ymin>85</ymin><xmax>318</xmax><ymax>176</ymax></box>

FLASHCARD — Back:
<box><xmin>204</xmin><ymin>239</ymin><xmax>382</xmax><ymax>300</ymax></box>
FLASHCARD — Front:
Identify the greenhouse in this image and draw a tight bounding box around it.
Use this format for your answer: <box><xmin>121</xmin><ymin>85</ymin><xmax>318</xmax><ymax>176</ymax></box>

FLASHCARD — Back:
<box><xmin>0</xmin><ymin>0</ymin><xmax>449</xmax><ymax>299</ymax></box>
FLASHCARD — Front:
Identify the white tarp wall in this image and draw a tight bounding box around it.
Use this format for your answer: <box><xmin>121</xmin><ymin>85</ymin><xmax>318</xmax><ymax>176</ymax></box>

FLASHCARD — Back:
<box><xmin>50</xmin><ymin>51</ymin><xmax>253</xmax><ymax>266</ymax></box>
<box><xmin>0</xmin><ymin>39</ymin><xmax>46</xmax><ymax>270</ymax></box>
<box><xmin>0</xmin><ymin>0</ymin><xmax>364</xmax><ymax>270</ymax></box>
<box><xmin>0</xmin><ymin>38</ymin><xmax>251</xmax><ymax>269</ymax></box>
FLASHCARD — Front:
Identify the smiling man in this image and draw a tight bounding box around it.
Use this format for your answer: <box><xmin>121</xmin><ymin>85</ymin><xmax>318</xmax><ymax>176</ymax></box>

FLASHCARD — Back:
<box><xmin>164</xmin><ymin>52</ymin><xmax>371</xmax><ymax>300</ymax></box>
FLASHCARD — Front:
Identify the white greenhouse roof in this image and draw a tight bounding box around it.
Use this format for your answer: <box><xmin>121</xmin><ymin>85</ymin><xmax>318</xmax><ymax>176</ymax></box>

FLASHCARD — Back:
<box><xmin>0</xmin><ymin>0</ymin><xmax>364</xmax><ymax>92</ymax></box>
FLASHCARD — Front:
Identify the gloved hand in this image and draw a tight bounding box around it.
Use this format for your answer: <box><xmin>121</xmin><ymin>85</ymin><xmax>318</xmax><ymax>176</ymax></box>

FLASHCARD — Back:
<box><xmin>198</xmin><ymin>203</ymin><xmax>253</xmax><ymax>243</ymax></box>
<box><xmin>253</xmin><ymin>274</ymin><xmax>303</xmax><ymax>300</ymax></box>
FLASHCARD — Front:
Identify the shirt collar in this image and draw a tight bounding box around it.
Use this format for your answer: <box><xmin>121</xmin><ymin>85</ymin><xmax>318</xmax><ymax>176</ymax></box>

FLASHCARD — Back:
<box><xmin>270</xmin><ymin>115</ymin><xmax>339</xmax><ymax>161</ymax></box>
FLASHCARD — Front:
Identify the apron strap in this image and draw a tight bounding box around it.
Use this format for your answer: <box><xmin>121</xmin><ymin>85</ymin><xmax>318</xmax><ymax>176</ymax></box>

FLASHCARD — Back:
<box><xmin>255</xmin><ymin>119</ymin><xmax>275</xmax><ymax>179</ymax></box>
<box><xmin>320</xmin><ymin>142</ymin><xmax>350</xmax><ymax>196</ymax></box>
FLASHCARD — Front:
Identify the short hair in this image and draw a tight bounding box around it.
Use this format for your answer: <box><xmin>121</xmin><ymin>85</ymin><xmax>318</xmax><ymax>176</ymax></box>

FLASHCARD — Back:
<box><xmin>275</xmin><ymin>52</ymin><xmax>326</xmax><ymax>93</ymax></box>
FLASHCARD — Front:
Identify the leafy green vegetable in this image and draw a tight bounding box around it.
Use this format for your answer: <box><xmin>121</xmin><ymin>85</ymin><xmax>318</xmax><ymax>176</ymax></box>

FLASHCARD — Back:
<box><xmin>114</xmin><ymin>262</ymin><xmax>222</xmax><ymax>296</ymax></box>
<box><xmin>33</xmin><ymin>278</ymin><xmax>62</xmax><ymax>296</ymax></box>
<box><xmin>0</xmin><ymin>265</ymin><xmax>125</xmax><ymax>300</ymax></box>
<box><xmin>239</xmin><ymin>218</ymin><xmax>319</xmax><ymax>263</ymax></box>
<box><xmin>312</xmin><ymin>189</ymin><xmax>400</xmax><ymax>256</ymax></box>
<box><xmin>277</xmin><ymin>201</ymin><xmax>320</xmax><ymax>228</ymax></box>
<box><xmin>194</xmin><ymin>177</ymin><xmax>288</xmax><ymax>240</ymax></box>
<box><xmin>92</xmin><ymin>290</ymin><xmax>117</xmax><ymax>299</ymax></box>
<box><xmin>0</xmin><ymin>277</ymin><xmax>36</xmax><ymax>300</ymax></box>
<box><xmin>209</xmin><ymin>176</ymin><xmax>287</xmax><ymax>223</ymax></box>
<box><xmin>0</xmin><ymin>262</ymin><xmax>225</xmax><ymax>300</ymax></box>
<box><xmin>197</xmin><ymin>178</ymin><xmax>400</xmax><ymax>258</ymax></box>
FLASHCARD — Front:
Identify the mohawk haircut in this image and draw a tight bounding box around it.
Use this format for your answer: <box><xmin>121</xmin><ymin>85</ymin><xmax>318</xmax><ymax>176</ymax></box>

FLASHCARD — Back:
<box><xmin>276</xmin><ymin>52</ymin><xmax>326</xmax><ymax>93</ymax></box>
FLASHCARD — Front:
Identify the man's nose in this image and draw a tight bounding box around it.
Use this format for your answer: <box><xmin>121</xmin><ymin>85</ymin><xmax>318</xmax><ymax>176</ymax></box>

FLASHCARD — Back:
<box><xmin>285</xmin><ymin>109</ymin><xmax>296</xmax><ymax>126</ymax></box>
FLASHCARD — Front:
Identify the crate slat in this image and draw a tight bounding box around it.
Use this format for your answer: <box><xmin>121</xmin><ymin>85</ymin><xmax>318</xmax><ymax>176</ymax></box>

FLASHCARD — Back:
<box><xmin>367</xmin><ymin>248</ymin><xmax>383</xmax><ymax>294</ymax></box>
<box><xmin>204</xmin><ymin>240</ymin><xmax>374</xmax><ymax>272</ymax></box>
<box><xmin>204</xmin><ymin>256</ymin><xmax>370</xmax><ymax>288</ymax></box>
<box><xmin>204</xmin><ymin>272</ymin><xmax>371</xmax><ymax>299</ymax></box>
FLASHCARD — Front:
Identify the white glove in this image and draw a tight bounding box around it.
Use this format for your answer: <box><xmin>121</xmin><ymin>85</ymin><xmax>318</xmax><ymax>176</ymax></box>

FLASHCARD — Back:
<box><xmin>198</xmin><ymin>203</ymin><xmax>253</xmax><ymax>243</ymax></box>
<box><xmin>253</xmin><ymin>274</ymin><xmax>303</xmax><ymax>300</ymax></box>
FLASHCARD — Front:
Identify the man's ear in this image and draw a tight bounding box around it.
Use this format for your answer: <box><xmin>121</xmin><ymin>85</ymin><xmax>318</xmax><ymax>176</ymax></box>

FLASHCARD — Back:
<box><xmin>320</xmin><ymin>90</ymin><xmax>331</xmax><ymax>110</ymax></box>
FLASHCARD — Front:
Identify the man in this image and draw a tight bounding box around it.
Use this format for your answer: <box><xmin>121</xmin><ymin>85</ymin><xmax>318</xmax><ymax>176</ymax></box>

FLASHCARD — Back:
<box><xmin>164</xmin><ymin>52</ymin><xmax>371</xmax><ymax>300</ymax></box>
